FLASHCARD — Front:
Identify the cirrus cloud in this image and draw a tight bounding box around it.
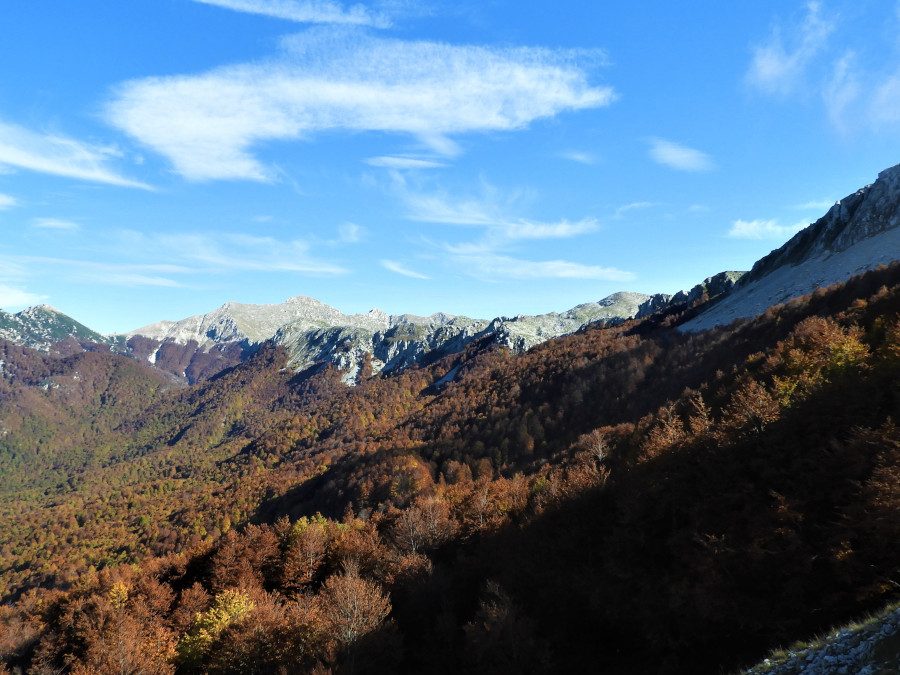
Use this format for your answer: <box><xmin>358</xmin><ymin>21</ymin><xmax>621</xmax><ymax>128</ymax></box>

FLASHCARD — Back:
<box><xmin>365</xmin><ymin>156</ymin><xmax>446</xmax><ymax>169</ymax></box>
<box><xmin>728</xmin><ymin>218</ymin><xmax>807</xmax><ymax>240</ymax></box>
<box><xmin>0</xmin><ymin>119</ymin><xmax>150</xmax><ymax>189</ymax></box>
<box><xmin>648</xmin><ymin>138</ymin><xmax>714</xmax><ymax>172</ymax></box>
<box><xmin>746</xmin><ymin>1</ymin><xmax>834</xmax><ymax>96</ymax></box>
<box><xmin>396</xmin><ymin>178</ymin><xmax>620</xmax><ymax>282</ymax></box>
<box><xmin>33</xmin><ymin>217</ymin><xmax>81</xmax><ymax>231</ymax></box>
<box><xmin>105</xmin><ymin>29</ymin><xmax>615</xmax><ymax>181</ymax></box>
<box><xmin>749</xmin><ymin>3</ymin><xmax>900</xmax><ymax>137</ymax></box>
<box><xmin>193</xmin><ymin>0</ymin><xmax>391</xmax><ymax>27</ymax></box>
<box><xmin>381</xmin><ymin>259</ymin><xmax>429</xmax><ymax>279</ymax></box>
<box><xmin>559</xmin><ymin>150</ymin><xmax>597</xmax><ymax>165</ymax></box>
<box><xmin>444</xmin><ymin>247</ymin><xmax>633</xmax><ymax>282</ymax></box>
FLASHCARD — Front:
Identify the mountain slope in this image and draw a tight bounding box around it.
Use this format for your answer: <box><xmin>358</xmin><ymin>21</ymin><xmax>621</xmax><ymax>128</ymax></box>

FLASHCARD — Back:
<box><xmin>683</xmin><ymin>163</ymin><xmax>900</xmax><ymax>331</ymax></box>
<box><xmin>2</xmin><ymin>261</ymin><xmax>897</xmax><ymax>674</ymax></box>
<box><xmin>0</xmin><ymin>305</ymin><xmax>110</xmax><ymax>351</ymax></box>
<box><xmin>1</xmin><ymin>165</ymin><xmax>898</xmax><ymax>674</ymax></box>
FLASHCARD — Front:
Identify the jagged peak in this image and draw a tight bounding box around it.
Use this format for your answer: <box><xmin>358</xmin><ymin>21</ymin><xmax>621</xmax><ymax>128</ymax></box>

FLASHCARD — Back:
<box><xmin>877</xmin><ymin>161</ymin><xmax>900</xmax><ymax>181</ymax></box>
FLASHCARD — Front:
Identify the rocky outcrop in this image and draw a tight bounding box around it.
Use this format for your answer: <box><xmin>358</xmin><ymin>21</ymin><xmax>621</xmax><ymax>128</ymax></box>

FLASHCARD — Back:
<box><xmin>124</xmin><ymin>296</ymin><xmax>392</xmax><ymax>348</ymax></box>
<box><xmin>635</xmin><ymin>293</ymin><xmax>673</xmax><ymax>319</ymax></box>
<box><xmin>744</xmin><ymin>164</ymin><xmax>900</xmax><ymax>285</ymax></box>
<box><xmin>635</xmin><ymin>272</ymin><xmax>747</xmax><ymax>319</ymax></box>
<box><xmin>683</xmin><ymin>163</ymin><xmax>900</xmax><ymax>332</ymax></box>
<box><xmin>670</xmin><ymin>271</ymin><xmax>746</xmax><ymax>306</ymax></box>
<box><xmin>744</xmin><ymin>604</ymin><xmax>900</xmax><ymax>675</ymax></box>
<box><xmin>120</xmin><ymin>292</ymin><xmax>650</xmax><ymax>384</ymax></box>
<box><xmin>274</xmin><ymin>291</ymin><xmax>651</xmax><ymax>383</ymax></box>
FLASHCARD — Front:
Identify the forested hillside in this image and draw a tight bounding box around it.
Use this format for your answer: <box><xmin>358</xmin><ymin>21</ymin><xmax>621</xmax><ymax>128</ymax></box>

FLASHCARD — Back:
<box><xmin>0</xmin><ymin>264</ymin><xmax>898</xmax><ymax>673</ymax></box>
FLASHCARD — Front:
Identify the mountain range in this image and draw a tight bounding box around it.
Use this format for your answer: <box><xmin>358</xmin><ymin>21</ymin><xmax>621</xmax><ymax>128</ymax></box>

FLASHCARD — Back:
<box><xmin>3</xmin><ymin>163</ymin><xmax>898</xmax><ymax>386</ymax></box>
<box><xmin>1</xmin><ymin>162</ymin><xmax>899</xmax><ymax>674</ymax></box>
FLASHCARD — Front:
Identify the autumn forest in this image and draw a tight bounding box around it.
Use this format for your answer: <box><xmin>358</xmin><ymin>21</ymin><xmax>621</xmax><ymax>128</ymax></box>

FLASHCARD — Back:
<box><xmin>0</xmin><ymin>263</ymin><xmax>899</xmax><ymax>673</ymax></box>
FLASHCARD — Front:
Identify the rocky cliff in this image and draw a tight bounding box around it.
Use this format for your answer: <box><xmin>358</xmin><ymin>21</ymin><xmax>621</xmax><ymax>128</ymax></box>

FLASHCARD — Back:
<box><xmin>682</xmin><ymin>163</ymin><xmax>900</xmax><ymax>331</ymax></box>
<box><xmin>121</xmin><ymin>291</ymin><xmax>650</xmax><ymax>383</ymax></box>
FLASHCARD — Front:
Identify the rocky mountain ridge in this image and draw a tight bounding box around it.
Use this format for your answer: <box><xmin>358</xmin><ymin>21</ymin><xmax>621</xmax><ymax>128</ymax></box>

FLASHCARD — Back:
<box><xmin>682</xmin><ymin>162</ymin><xmax>900</xmax><ymax>331</ymax></box>
<box><xmin>119</xmin><ymin>290</ymin><xmax>652</xmax><ymax>383</ymax></box>
<box><xmin>4</xmin><ymin>162</ymin><xmax>899</xmax><ymax>382</ymax></box>
<box><xmin>275</xmin><ymin>290</ymin><xmax>654</xmax><ymax>382</ymax></box>
<box><xmin>0</xmin><ymin>293</ymin><xmax>662</xmax><ymax>384</ymax></box>
<box><xmin>635</xmin><ymin>271</ymin><xmax>747</xmax><ymax>319</ymax></box>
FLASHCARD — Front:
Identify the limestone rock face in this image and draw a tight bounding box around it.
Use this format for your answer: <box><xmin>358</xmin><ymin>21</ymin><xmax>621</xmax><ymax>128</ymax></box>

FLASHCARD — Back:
<box><xmin>635</xmin><ymin>294</ymin><xmax>673</xmax><ymax>319</ymax></box>
<box><xmin>683</xmin><ymin>163</ymin><xmax>900</xmax><ymax>332</ymax></box>
<box><xmin>745</xmin><ymin>163</ymin><xmax>900</xmax><ymax>284</ymax></box>
<box><xmin>273</xmin><ymin>291</ymin><xmax>651</xmax><ymax>384</ymax></box>
<box><xmin>121</xmin><ymin>292</ymin><xmax>651</xmax><ymax>384</ymax></box>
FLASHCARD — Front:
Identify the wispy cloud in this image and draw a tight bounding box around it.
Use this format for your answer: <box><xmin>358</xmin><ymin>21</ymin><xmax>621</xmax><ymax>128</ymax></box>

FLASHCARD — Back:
<box><xmin>648</xmin><ymin>138</ymin><xmax>714</xmax><ymax>172</ymax></box>
<box><xmin>746</xmin><ymin>1</ymin><xmax>834</xmax><ymax>96</ymax></box>
<box><xmin>403</xmin><ymin>188</ymin><xmax>597</xmax><ymax>241</ymax></box>
<box><xmin>153</xmin><ymin>232</ymin><xmax>347</xmax><ymax>274</ymax></box>
<box><xmin>365</xmin><ymin>156</ymin><xmax>446</xmax><ymax>169</ymax></box>
<box><xmin>381</xmin><ymin>259</ymin><xmax>429</xmax><ymax>279</ymax></box>
<box><xmin>614</xmin><ymin>201</ymin><xmax>654</xmax><ymax>218</ymax></box>
<box><xmin>501</xmin><ymin>219</ymin><xmax>598</xmax><ymax>240</ymax></box>
<box><xmin>824</xmin><ymin>54</ymin><xmax>900</xmax><ymax>134</ymax></box>
<box><xmin>0</xmin><ymin>118</ymin><xmax>150</xmax><ymax>189</ymax></box>
<box><xmin>559</xmin><ymin>150</ymin><xmax>597</xmax><ymax>165</ymax></box>
<box><xmin>750</xmin><ymin>3</ymin><xmax>900</xmax><ymax>137</ymax></box>
<box><xmin>870</xmin><ymin>68</ymin><xmax>900</xmax><ymax>126</ymax></box>
<box><xmin>394</xmin><ymin>178</ymin><xmax>626</xmax><ymax>282</ymax></box>
<box><xmin>193</xmin><ymin>0</ymin><xmax>391</xmax><ymax>27</ymax></box>
<box><xmin>823</xmin><ymin>51</ymin><xmax>861</xmax><ymax>132</ymax></box>
<box><xmin>33</xmin><ymin>217</ymin><xmax>81</xmax><ymax>231</ymax></box>
<box><xmin>0</xmin><ymin>193</ymin><xmax>17</xmax><ymax>210</ymax></box>
<box><xmin>77</xmin><ymin>272</ymin><xmax>183</xmax><ymax>288</ymax></box>
<box><xmin>0</xmin><ymin>284</ymin><xmax>45</xmax><ymax>309</ymax></box>
<box><xmin>106</xmin><ymin>29</ymin><xmax>614</xmax><ymax>181</ymax></box>
<box><xmin>793</xmin><ymin>198</ymin><xmax>834</xmax><ymax>211</ymax></box>
<box><xmin>445</xmin><ymin>247</ymin><xmax>633</xmax><ymax>282</ymax></box>
<box><xmin>337</xmin><ymin>222</ymin><xmax>364</xmax><ymax>243</ymax></box>
<box><xmin>727</xmin><ymin>218</ymin><xmax>807</xmax><ymax>240</ymax></box>
<box><xmin>403</xmin><ymin>190</ymin><xmax>503</xmax><ymax>226</ymax></box>
<box><xmin>9</xmin><ymin>255</ymin><xmax>192</xmax><ymax>288</ymax></box>
<box><xmin>2</xmin><ymin>229</ymin><xmax>347</xmax><ymax>292</ymax></box>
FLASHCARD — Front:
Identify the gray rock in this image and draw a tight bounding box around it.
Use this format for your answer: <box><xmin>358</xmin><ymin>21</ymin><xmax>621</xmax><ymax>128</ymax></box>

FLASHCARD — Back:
<box><xmin>684</xmin><ymin>163</ymin><xmax>900</xmax><ymax>332</ymax></box>
<box><xmin>122</xmin><ymin>291</ymin><xmax>651</xmax><ymax>384</ymax></box>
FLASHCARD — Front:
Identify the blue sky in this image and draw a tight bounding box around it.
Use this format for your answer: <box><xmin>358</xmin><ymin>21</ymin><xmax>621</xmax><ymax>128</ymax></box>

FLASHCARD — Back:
<box><xmin>0</xmin><ymin>0</ymin><xmax>899</xmax><ymax>333</ymax></box>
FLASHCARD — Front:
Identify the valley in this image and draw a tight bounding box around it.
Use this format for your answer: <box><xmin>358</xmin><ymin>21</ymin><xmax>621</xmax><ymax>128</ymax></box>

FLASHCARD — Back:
<box><xmin>0</xmin><ymin>165</ymin><xmax>898</xmax><ymax>673</ymax></box>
